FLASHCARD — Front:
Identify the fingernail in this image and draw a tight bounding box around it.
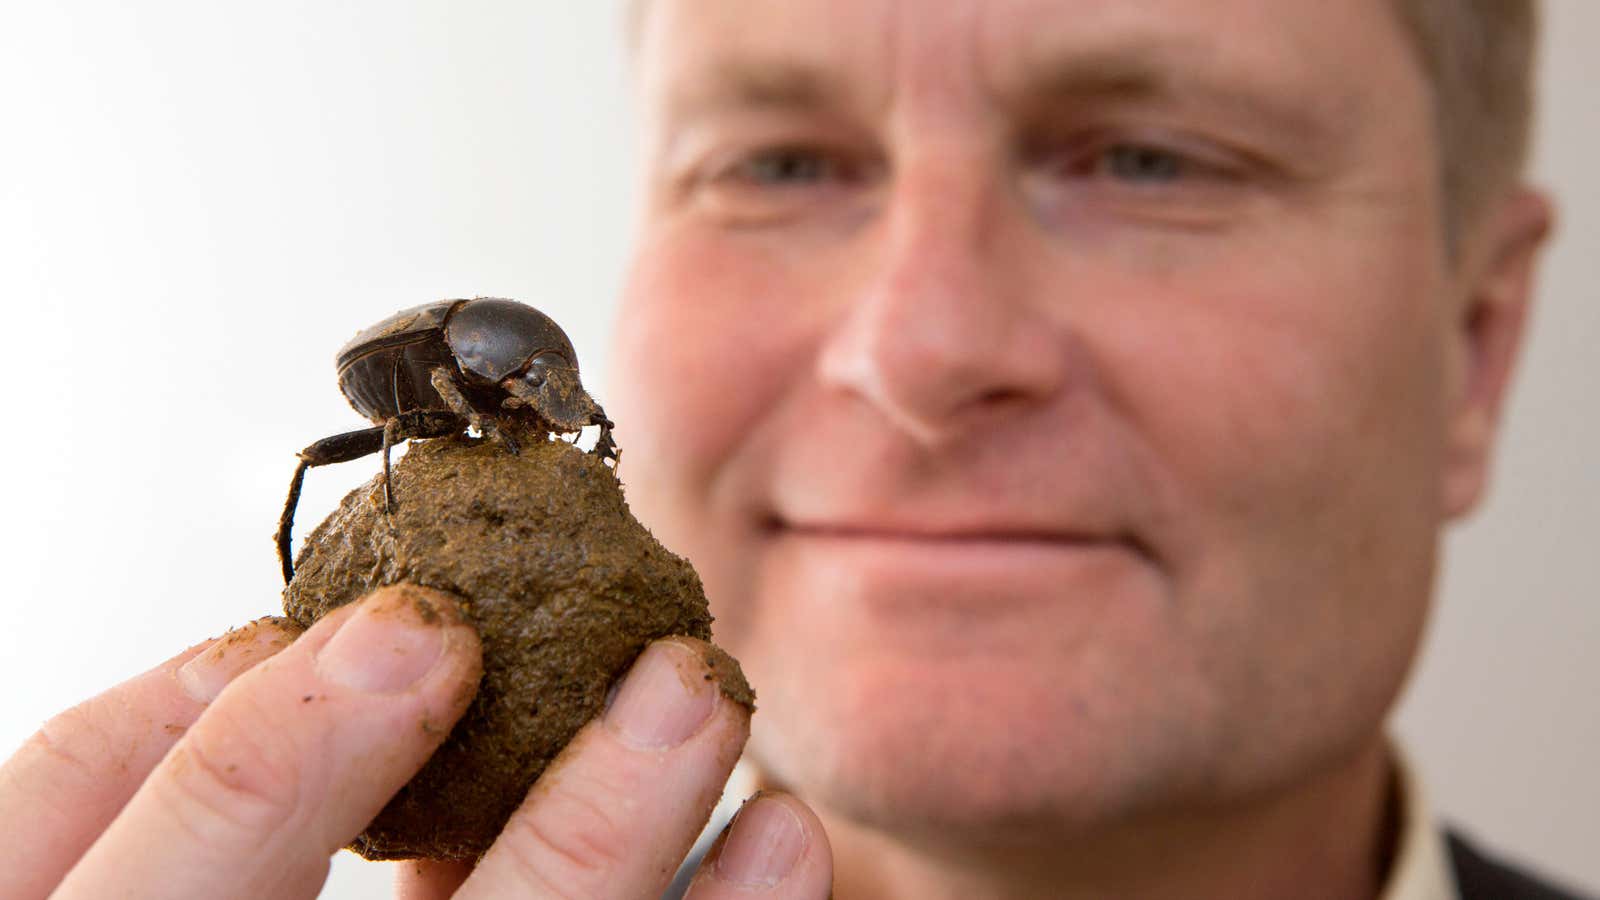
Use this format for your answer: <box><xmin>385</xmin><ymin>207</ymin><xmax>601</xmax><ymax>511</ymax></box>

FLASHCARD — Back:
<box><xmin>178</xmin><ymin>617</ymin><xmax>300</xmax><ymax>703</ymax></box>
<box><xmin>714</xmin><ymin>793</ymin><xmax>806</xmax><ymax>887</ymax></box>
<box><xmin>314</xmin><ymin>592</ymin><xmax>449</xmax><ymax>693</ymax></box>
<box><xmin>603</xmin><ymin>639</ymin><xmax>716</xmax><ymax>748</ymax></box>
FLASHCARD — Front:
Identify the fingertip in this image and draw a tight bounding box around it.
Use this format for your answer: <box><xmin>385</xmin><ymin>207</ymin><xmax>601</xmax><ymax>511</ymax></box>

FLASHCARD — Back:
<box><xmin>455</xmin><ymin>639</ymin><xmax>751</xmax><ymax>897</ymax></box>
<box><xmin>252</xmin><ymin>614</ymin><xmax>307</xmax><ymax>640</ymax></box>
<box><xmin>394</xmin><ymin>858</ymin><xmax>474</xmax><ymax>900</ymax></box>
<box><xmin>302</xmin><ymin>586</ymin><xmax>482</xmax><ymax>703</ymax></box>
<box><xmin>712</xmin><ymin>792</ymin><xmax>808</xmax><ymax>887</ymax></box>
<box><xmin>691</xmin><ymin>791</ymin><xmax>832</xmax><ymax>897</ymax></box>
<box><xmin>296</xmin><ymin>584</ymin><xmax>480</xmax><ymax>662</ymax></box>
<box><xmin>639</xmin><ymin>635</ymin><xmax>757</xmax><ymax>721</ymax></box>
<box><xmin>360</xmin><ymin>583</ymin><xmax>473</xmax><ymax>629</ymax></box>
<box><xmin>174</xmin><ymin>617</ymin><xmax>304</xmax><ymax>704</ymax></box>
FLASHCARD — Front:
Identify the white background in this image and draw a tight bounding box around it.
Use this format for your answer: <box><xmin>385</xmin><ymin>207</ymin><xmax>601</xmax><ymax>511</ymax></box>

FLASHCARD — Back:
<box><xmin>1</xmin><ymin>2</ymin><xmax>1594</xmax><ymax>896</ymax></box>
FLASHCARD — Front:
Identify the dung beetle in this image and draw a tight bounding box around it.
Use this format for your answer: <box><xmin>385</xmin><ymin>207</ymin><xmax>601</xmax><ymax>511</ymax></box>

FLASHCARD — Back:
<box><xmin>274</xmin><ymin>297</ymin><xmax>616</xmax><ymax>584</ymax></box>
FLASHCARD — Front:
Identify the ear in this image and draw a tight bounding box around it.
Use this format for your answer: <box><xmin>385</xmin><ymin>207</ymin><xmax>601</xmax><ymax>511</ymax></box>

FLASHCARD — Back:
<box><xmin>1440</xmin><ymin>186</ymin><xmax>1555</xmax><ymax>519</ymax></box>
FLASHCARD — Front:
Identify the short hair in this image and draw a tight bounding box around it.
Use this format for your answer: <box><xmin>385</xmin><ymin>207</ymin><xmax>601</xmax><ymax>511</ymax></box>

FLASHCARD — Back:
<box><xmin>626</xmin><ymin>0</ymin><xmax>1540</xmax><ymax>237</ymax></box>
<box><xmin>1392</xmin><ymin>0</ymin><xmax>1540</xmax><ymax>238</ymax></box>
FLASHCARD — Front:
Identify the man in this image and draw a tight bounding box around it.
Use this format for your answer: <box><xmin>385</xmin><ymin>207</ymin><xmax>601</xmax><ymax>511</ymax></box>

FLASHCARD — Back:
<box><xmin>0</xmin><ymin>1</ymin><xmax>1582</xmax><ymax>899</ymax></box>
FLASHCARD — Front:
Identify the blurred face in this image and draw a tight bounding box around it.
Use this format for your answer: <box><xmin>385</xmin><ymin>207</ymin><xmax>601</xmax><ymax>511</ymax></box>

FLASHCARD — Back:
<box><xmin>612</xmin><ymin>0</ymin><xmax>1466</xmax><ymax>838</ymax></box>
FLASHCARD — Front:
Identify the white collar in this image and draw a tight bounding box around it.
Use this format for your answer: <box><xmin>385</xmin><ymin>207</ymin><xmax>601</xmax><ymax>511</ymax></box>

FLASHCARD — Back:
<box><xmin>1381</xmin><ymin>742</ymin><xmax>1461</xmax><ymax>900</ymax></box>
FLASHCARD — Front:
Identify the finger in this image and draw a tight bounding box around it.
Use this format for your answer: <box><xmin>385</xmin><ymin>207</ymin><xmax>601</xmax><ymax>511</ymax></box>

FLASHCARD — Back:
<box><xmin>684</xmin><ymin>792</ymin><xmax>833</xmax><ymax>899</ymax></box>
<box><xmin>52</xmin><ymin>585</ymin><xmax>483</xmax><ymax>900</ymax></box>
<box><xmin>455</xmin><ymin>636</ymin><xmax>750</xmax><ymax>900</ymax></box>
<box><xmin>393</xmin><ymin>858</ymin><xmax>472</xmax><ymax>900</ymax></box>
<box><xmin>0</xmin><ymin>616</ymin><xmax>300</xmax><ymax>900</ymax></box>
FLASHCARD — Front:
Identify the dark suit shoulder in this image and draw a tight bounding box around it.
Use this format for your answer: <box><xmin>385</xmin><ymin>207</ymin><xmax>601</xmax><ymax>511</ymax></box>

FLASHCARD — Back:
<box><xmin>1448</xmin><ymin>829</ymin><xmax>1595</xmax><ymax>900</ymax></box>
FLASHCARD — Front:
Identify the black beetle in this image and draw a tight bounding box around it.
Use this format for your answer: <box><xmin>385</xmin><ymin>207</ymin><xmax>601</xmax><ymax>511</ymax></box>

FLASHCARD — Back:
<box><xmin>274</xmin><ymin>297</ymin><xmax>616</xmax><ymax>584</ymax></box>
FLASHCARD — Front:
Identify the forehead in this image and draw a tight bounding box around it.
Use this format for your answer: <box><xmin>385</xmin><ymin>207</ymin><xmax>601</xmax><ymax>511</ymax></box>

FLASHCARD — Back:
<box><xmin>637</xmin><ymin>0</ymin><xmax>1414</xmax><ymax>126</ymax></box>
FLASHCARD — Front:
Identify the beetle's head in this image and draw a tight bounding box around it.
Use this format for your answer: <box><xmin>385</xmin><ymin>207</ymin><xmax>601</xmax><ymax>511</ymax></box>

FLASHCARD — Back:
<box><xmin>503</xmin><ymin>351</ymin><xmax>602</xmax><ymax>432</ymax></box>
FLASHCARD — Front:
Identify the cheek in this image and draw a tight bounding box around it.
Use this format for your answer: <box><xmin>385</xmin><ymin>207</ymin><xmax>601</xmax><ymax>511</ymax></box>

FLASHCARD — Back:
<box><xmin>609</xmin><ymin>226</ymin><xmax>834</xmax><ymax>552</ymax></box>
<box><xmin>1083</xmin><ymin>223</ymin><xmax>1447</xmax><ymax>518</ymax></box>
<box><xmin>1096</xmin><ymin>232</ymin><xmax>1449</xmax><ymax>694</ymax></box>
<box><xmin>612</xmin><ymin>227</ymin><xmax>845</xmax><ymax>666</ymax></box>
<box><xmin>1213</xmin><ymin>266</ymin><xmax>1439</xmax><ymax>506</ymax></box>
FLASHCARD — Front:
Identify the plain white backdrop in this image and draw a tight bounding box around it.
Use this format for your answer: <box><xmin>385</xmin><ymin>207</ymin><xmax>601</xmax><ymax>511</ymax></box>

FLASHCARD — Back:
<box><xmin>1</xmin><ymin>2</ymin><xmax>1594</xmax><ymax>896</ymax></box>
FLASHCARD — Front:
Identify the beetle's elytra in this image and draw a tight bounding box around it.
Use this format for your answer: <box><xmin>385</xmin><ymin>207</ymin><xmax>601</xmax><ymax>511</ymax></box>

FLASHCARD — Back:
<box><xmin>273</xmin><ymin>297</ymin><xmax>617</xmax><ymax>584</ymax></box>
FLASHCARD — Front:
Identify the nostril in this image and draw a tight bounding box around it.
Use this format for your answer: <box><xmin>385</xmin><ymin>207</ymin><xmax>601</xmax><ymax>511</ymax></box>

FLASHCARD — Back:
<box><xmin>979</xmin><ymin>388</ymin><xmax>1027</xmax><ymax>407</ymax></box>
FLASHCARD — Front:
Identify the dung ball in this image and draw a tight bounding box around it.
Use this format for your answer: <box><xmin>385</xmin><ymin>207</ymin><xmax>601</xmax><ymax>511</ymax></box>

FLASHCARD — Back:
<box><xmin>282</xmin><ymin>432</ymin><xmax>753</xmax><ymax>860</ymax></box>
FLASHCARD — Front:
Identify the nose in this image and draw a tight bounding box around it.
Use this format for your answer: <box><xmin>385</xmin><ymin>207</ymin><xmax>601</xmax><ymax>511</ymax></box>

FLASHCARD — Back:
<box><xmin>817</xmin><ymin>155</ymin><xmax>1068</xmax><ymax>446</ymax></box>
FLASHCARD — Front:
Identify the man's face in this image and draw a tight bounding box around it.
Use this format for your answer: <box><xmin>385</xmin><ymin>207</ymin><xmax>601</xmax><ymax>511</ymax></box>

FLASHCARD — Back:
<box><xmin>612</xmin><ymin>0</ymin><xmax>1470</xmax><ymax>836</ymax></box>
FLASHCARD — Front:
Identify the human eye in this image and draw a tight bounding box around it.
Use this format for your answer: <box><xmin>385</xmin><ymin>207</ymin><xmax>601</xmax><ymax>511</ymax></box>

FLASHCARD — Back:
<box><xmin>682</xmin><ymin>138</ymin><xmax>878</xmax><ymax>228</ymax></box>
<box><xmin>1068</xmin><ymin>137</ymin><xmax>1245</xmax><ymax>190</ymax></box>
<box><xmin>1095</xmin><ymin>143</ymin><xmax>1191</xmax><ymax>183</ymax></box>
<box><xmin>727</xmin><ymin>145</ymin><xmax>841</xmax><ymax>187</ymax></box>
<box><xmin>1025</xmin><ymin>130</ymin><xmax>1260</xmax><ymax>228</ymax></box>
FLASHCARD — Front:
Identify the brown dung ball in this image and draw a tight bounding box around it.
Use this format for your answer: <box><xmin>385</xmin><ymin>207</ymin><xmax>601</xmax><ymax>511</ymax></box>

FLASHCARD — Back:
<box><xmin>281</xmin><ymin>430</ymin><xmax>753</xmax><ymax>861</ymax></box>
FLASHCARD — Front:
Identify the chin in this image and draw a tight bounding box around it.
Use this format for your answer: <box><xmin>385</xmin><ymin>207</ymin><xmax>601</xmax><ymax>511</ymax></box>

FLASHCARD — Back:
<box><xmin>735</xmin><ymin>629</ymin><xmax>1226</xmax><ymax>844</ymax></box>
<box><xmin>704</xmin><ymin>538</ymin><xmax>1213</xmax><ymax>840</ymax></box>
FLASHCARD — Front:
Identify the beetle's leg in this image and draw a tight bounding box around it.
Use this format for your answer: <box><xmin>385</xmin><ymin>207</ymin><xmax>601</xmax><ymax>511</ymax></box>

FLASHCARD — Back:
<box><xmin>431</xmin><ymin>366</ymin><xmax>520</xmax><ymax>455</ymax></box>
<box><xmin>498</xmin><ymin>378</ymin><xmax>546</xmax><ymax>444</ymax></box>
<box><xmin>276</xmin><ymin>458</ymin><xmax>315</xmax><ymax>585</ymax></box>
<box><xmin>429</xmin><ymin>366</ymin><xmax>478</xmax><ymax>424</ymax></box>
<box><xmin>592</xmin><ymin>415</ymin><xmax>619</xmax><ymax>466</ymax></box>
<box><xmin>381</xmin><ymin>418</ymin><xmax>400</xmax><ymax>513</ymax></box>
<box><xmin>275</xmin><ymin>410</ymin><xmax>465</xmax><ymax>584</ymax></box>
<box><xmin>277</xmin><ymin>425</ymin><xmax>386</xmax><ymax>585</ymax></box>
<box><xmin>586</xmin><ymin>395</ymin><xmax>620</xmax><ymax>466</ymax></box>
<box><xmin>495</xmin><ymin>422</ymin><xmax>521</xmax><ymax>455</ymax></box>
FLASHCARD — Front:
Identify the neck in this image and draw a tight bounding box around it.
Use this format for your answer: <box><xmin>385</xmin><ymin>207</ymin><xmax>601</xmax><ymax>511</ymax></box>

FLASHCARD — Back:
<box><xmin>787</xmin><ymin>738</ymin><xmax>1397</xmax><ymax>900</ymax></box>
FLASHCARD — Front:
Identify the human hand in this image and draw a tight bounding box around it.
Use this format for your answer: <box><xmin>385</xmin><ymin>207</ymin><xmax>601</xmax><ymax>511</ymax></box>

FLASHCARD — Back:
<box><xmin>0</xmin><ymin>585</ymin><xmax>479</xmax><ymax>898</ymax></box>
<box><xmin>391</xmin><ymin>628</ymin><xmax>834</xmax><ymax>900</ymax></box>
<box><xmin>0</xmin><ymin>585</ymin><xmax>832</xmax><ymax>899</ymax></box>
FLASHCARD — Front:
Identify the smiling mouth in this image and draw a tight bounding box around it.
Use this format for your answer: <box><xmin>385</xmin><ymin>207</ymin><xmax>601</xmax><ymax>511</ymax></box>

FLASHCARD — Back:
<box><xmin>777</xmin><ymin>522</ymin><xmax>1100</xmax><ymax>546</ymax></box>
<box><xmin>765</xmin><ymin>517</ymin><xmax>1152</xmax><ymax>558</ymax></box>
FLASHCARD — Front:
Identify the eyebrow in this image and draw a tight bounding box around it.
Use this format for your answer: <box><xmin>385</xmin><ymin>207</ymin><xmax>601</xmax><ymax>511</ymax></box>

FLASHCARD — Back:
<box><xmin>1011</xmin><ymin>43</ymin><xmax>1352</xmax><ymax>146</ymax></box>
<box><xmin>656</xmin><ymin>40</ymin><xmax>1354</xmax><ymax>155</ymax></box>
<box><xmin>661</xmin><ymin>57</ymin><xmax>854</xmax><ymax>118</ymax></box>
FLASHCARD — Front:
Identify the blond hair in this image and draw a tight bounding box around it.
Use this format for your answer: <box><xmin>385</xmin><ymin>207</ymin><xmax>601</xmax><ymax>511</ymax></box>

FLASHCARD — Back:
<box><xmin>1392</xmin><ymin>0</ymin><xmax>1540</xmax><ymax>238</ymax></box>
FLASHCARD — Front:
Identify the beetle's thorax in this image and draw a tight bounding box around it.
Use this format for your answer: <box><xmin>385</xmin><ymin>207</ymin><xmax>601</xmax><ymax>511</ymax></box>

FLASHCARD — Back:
<box><xmin>444</xmin><ymin>298</ymin><xmax>579</xmax><ymax>385</ymax></box>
